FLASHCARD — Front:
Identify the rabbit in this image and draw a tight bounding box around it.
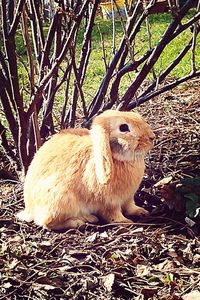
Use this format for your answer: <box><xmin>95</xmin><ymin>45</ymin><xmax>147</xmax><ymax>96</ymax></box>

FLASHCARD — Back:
<box><xmin>17</xmin><ymin>110</ymin><xmax>155</xmax><ymax>230</ymax></box>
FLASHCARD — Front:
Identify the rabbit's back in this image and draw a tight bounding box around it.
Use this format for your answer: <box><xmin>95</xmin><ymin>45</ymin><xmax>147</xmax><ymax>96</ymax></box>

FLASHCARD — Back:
<box><xmin>24</xmin><ymin>130</ymin><xmax>93</xmax><ymax>210</ymax></box>
<box><xmin>26</xmin><ymin>129</ymin><xmax>91</xmax><ymax>179</ymax></box>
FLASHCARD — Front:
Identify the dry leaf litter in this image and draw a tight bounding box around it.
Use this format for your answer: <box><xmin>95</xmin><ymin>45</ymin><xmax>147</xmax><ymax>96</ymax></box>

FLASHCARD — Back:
<box><xmin>0</xmin><ymin>79</ymin><xmax>200</xmax><ymax>299</ymax></box>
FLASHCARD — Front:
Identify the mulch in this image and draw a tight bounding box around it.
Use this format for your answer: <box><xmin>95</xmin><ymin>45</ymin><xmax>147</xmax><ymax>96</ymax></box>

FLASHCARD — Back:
<box><xmin>0</xmin><ymin>79</ymin><xmax>200</xmax><ymax>299</ymax></box>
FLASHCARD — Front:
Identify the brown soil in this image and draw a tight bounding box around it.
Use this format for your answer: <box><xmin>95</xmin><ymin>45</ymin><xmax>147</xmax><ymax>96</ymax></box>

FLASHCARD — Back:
<box><xmin>0</xmin><ymin>79</ymin><xmax>200</xmax><ymax>299</ymax></box>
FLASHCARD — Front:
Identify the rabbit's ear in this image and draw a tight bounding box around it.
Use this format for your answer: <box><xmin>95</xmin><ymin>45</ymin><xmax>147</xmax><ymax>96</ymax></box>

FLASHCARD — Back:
<box><xmin>90</xmin><ymin>124</ymin><xmax>113</xmax><ymax>185</ymax></box>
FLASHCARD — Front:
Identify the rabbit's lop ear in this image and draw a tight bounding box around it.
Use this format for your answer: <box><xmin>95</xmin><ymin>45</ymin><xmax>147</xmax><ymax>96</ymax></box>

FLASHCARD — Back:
<box><xmin>90</xmin><ymin>117</ymin><xmax>113</xmax><ymax>185</ymax></box>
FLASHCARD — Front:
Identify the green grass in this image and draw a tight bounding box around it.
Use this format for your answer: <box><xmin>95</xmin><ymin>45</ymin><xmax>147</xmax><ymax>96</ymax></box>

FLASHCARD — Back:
<box><xmin>3</xmin><ymin>11</ymin><xmax>200</xmax><ymax>105</ymax></box>
<box><xmin>73</xmin><ymin>12</ymin><xmax>199</xmax><ymax>99</ymax></box>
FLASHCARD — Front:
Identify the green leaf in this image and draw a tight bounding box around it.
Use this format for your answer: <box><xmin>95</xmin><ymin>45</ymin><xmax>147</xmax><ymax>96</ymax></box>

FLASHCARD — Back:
<box><xmin>185</xmin><ymin>193</ymin><xmax>200</xmax><ymax>218</ymax></box>
<box><xmin>161</xmin><ymin>273</ymin><xmax>174</xmax><ymax>285</ymax></box>
<box><xmin>181</xmin><ymin>177</ymin><xmax>200</xmax><ymax>187</ymax></box>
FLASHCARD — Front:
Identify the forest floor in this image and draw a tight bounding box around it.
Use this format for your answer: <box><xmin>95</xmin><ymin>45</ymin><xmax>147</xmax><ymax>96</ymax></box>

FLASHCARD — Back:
<box><xmin>0</xmin><ymin>79</ymin><xmax>200</xmax><ymax>300</ymax></box>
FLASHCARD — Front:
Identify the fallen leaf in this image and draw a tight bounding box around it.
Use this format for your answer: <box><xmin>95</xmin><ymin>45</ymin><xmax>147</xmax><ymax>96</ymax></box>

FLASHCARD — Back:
<box><xmin>111</xmin><ymin>252</ymin><xmax>120</xmax><ymax>260</ymax></box>
<box><xmin>155</xmin><ymin>259</ymin><xmax>175</xmax><ymax>271</ymax></box>
<box><xmin>161</xmin><ymin>273</ymin><xmax>174</xmax><ymax>285</ymax></box>
<box><xmin>36</xmin><ymin>276</ymin><xmax>63</xmax><ymax>288</ymax></box>
<box><xmin>102</xmin><ymin>273</ymin><xmax>115</xmax><ymax>292</ymax></box>
<box><xmin>8</xmin><ymin>258</ymin><xmax>19</xmax><ymax>270</ymax></box>
<box><xmin>58</xmin><ymin>265</ymin><xmax>71</xmax><ymax>273</ymax></box>
<box><xmin>32</xmin><ymin>283</ymin><xmax>57</xmax><ymax>290</ymax></box>
<box><xmin>115</xmin><ymin>227</ymin><xmax>129</xmax><ymax>235</ymax></box>
<box><xmin>40</xmin><ymin>241</ymin><xmax>52</xmax><ymax>247</ymax></box>
<box><xmin>132</xmin><ymin>255</ymin><xmax>144</xmax><ymax>266</ymax></box>
<box><xmin>86</xmin><ymin>232</ymin><xmax>98</xmax><ymax>242</ymax></box>
<box><xmin>154</xmin><ymin>176</ymin><xmax>173</xmax><ymax>187</ymax></box>
<box><xmin>160</xmin><ymin>184</ymin><xmax>184</xmax><ymax>211</ymax></box>
<box><xmin>182</xmin><ymin>243</ymin><xmax>193</xmax><ymax>260</ymax></box>
<box><xmin>167</xmin><ymin>249</ymin><xmax>178</xmax><ymax>258</ymax></box>
<box><xmin>8</xmin><ymin>235</ymin><xmax>22</xmax><ymax>243</ymax></box>
<box><xmin>136</xmin><ymin>264</ymin><xmax>151</xmax><ymax>276</ymax></box>
<box><xmin>131</xmin><ymin>227</ymin><xmax>144</xmax><ymax>234</ymax></box>
<box><xmin>141</xmin><ymin>287</ymin><xmax>158</xmax><ymax>297</ymax></box>
<box><xmin>182</xmin><ymin>290</ymin><xmax>200</xmax><ymax>300</ymax></box>
<box><xmin>193</xmin><ymin>254</ymin><xmax>200</xmax><ymax>265</ymax></box>
<box><xmin>185</xmin><ymin>217</ymin><xmax>196</xmax><ymax>227</ymax></box>
<box><xmin>100</xmin><ymin>231</ymin><xmax>109</xmax><ymax>238</ymax></box>
<box><xmin>2</xmin><ymin>282</ymin><xmax>12</xmax><ymax>289</ymax></box>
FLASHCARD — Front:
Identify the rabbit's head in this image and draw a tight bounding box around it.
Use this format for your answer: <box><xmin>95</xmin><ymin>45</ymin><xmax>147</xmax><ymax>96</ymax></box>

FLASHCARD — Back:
<box><xmin>90</xmin><ymin>110</ymin><xmax>155</xmax><ymax>185</ymax></box>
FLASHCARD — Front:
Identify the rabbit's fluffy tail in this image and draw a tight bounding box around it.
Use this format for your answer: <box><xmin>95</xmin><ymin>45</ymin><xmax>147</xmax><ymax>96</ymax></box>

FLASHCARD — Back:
<box><xmin>16</xmin><ymin>209</ymin><xmax>33</xmax><ymax>222</ymax></box>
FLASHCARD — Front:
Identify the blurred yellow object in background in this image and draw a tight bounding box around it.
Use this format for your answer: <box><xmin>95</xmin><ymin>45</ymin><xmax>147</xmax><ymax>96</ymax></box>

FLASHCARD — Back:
<box><xmin>100</xmin><ymin>0</ymin><xmax>129</xmax><ymax>19</ymax></box>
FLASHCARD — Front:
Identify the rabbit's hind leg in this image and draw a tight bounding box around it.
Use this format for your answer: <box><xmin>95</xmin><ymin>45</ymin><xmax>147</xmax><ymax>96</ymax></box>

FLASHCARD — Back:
<box><xmin>99</xmin><ymin>204</ymin><xmax>133</xmax><ymax>224</ymax></box>
<box><xmin>83</xmin><ymin>214</ymin><xmax>99</xmax><ymax>224</ymax></box>
<box><xmin>42</xmin><ymin>215</ymin><xmax>99</xmax><ymax>230</ymax></box>
<box><xmin>44</xmin><ymin>217</ymin><xmax>86</xmax><ymax>230</ymax></box>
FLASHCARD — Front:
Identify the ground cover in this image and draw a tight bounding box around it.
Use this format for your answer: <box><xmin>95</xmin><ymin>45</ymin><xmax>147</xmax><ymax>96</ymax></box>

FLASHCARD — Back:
<box><xmin>1</xmin><ymin>79</ymin><xmax>199</xmax><ymax>299</ymax></box>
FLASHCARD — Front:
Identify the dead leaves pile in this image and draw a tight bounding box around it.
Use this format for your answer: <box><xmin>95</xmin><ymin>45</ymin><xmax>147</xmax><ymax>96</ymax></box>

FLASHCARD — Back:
<box><xmin>0</xmin><ymin>192</ymin><xmax>200</xmax><ymax>300</ymax></box>
<box><xmin>1</xmin><ymin>80</ymin><xmax>200</xmax><ymax>299</ymax></box>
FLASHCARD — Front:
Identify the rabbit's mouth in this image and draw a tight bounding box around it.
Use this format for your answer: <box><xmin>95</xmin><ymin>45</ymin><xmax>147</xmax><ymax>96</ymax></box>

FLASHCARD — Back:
<box><xmin>110</xmin><ymin>139</ymin><xmax>123</xmax><ymax>153</ymax></box>
<box><xmin>136</xmin><ymin>142</ymin><xmax>153</xmax><ymax>153</ymax></box>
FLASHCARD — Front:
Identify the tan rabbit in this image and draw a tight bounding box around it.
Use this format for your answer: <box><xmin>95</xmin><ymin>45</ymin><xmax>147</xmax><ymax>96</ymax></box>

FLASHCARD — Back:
<box><xmin>17</xmin><ymin>110</ymin><xmax>155</xmax><ymax>230</ymax></box>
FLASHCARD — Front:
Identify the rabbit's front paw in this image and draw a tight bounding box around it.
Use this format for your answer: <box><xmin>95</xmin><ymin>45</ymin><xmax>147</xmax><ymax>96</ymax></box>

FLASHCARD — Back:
<box><xmin>103</xmin><ymin>208</ymin><xmax>134</xmax><ymax>224</ymax></box>
<box><xmin>123</xmin><ymin>200</ymin><xmax>149</xmax><ymax>217</ymax></box>
<box><xmin>113</xmin><ymin>216</ymin><xmax>133</xmax><ymax>224</ymax></box>
<box><xmin>128</xmin><ymin>205</ymin><xmax>149</xmax><ymax>217</ymax></box>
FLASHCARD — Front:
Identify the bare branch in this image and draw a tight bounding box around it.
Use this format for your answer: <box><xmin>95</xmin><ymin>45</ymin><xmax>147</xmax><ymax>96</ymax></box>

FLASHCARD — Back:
<box><xmin>106</xmin><ymin>50</ymin><xmax>153</xmax><ymax>110</ymax></box>
<box><xmin>98</xmin><ymin>26</ymin><xmax>109</xmax><ymax>72</ymax></box>
<box><xmin>87</xmin><ymin>0</ymin><xmax>154</xmax><ymax>118</ymax></box>
<box><xmin>111</xmin><ymin>0</ymin><xmax>116</xmax><ymax>56</ymax></box>
<box><xmin>27</xmin><ymin>0</ymin><xmax>91</xmax><ymax>119</ymax></box>
<box><xmin>144</xmin><ymin>1</ymin><xmax>156</xmax><ymax>80</ymax></box>
<box><xmin>38</xmin><ymin>7</ymin><xmax>61</xmax><ymax>82</ymax></box>
<box><xmin>139</xmin><ymin>37</ymin><xmax>194</xmax><ymax>99</ymax></box>
<box><xmin>9</xmin><ymin>0</ymin><xmax>26</xmax><ymax>36</ymax></box>
<box><xmin>72</xmin><ymin>56</ymin><xmax>88</xmax><ymax>118</ymax></box>
<box><xmin>21</xmin><ymin>5</ymin><xmax>35</xmax><ymax>92</ymax></box>
<box><xmin>31</xmin><ymin>105</ymin><xmax>41</xmax><ymax>150</ymax></box>
<box><xmin>118</xmin><ymin>0</ymin><xmax>197</xmax><ymax>110</ymax></box>
<box><xmin>127</xmin><ymin>70</ymin><xmax>200</xmax><ymax>110</ymax></box>
<box><xmin>0</xmin><ymin>51</ymin><xmax>16</xmax><ymax>111</ymax></box>
<box><xmin>40</xmin><ymin>9</ymin><xmax>63</xmax><ymax>137</ymax></box>
<box><xmin>191</xmin><ymin>11</ymin><xmax>199</xmax><ymax>73</ymax></box>
<box><xmin>66</xmin><ymin>0</ymin><xmax>100</xmax><ymax>127</ymax></box>
<box><xmin>0</xmin><ymin>70</ymin><xmax>18</xmax><ymax>146</ymax></box>
<box><xmin>61</xmin><ymin>64</ymin><xmax>73</xmax><ymax>129</ymax></box>
<box><xmin>0</xmin><ymin>121</ymin><xmax>19</xmax><ymax>166</ymax></box>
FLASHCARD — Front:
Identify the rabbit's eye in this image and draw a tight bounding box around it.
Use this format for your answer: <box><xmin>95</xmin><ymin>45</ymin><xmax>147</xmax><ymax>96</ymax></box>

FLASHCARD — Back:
<box><xmin>119</xmin><ymin>124</ymin><xmax>130</xmax><ymax>132</ymax></box>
